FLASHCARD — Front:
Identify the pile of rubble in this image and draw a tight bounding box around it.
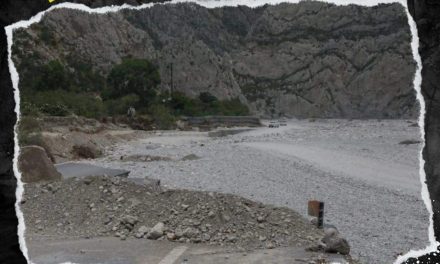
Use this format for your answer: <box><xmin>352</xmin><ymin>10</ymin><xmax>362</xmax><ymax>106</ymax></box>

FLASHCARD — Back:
<box><xmin>22</xmin><ymin>176</ymin><xmax>324</xmax><ymax>250</ymax></box>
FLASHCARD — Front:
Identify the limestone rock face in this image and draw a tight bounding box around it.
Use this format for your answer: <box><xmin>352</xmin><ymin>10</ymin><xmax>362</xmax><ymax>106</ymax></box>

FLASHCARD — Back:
<box><xmin>18</xmin><ymin>146</ymin><xmax>62</xmax><ymax>183</ymax></box>
<box><xmin>12</xmin><ymin>2</ymin><xmax>416</xmax><ymax>118</ymax></box>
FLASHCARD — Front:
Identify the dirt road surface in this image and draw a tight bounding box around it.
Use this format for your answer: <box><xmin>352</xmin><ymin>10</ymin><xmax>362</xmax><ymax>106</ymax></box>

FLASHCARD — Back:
<box><xmin>27</xmin><ymin>235</ymin><xmax>350</xmax><ymax>264</ymax></box>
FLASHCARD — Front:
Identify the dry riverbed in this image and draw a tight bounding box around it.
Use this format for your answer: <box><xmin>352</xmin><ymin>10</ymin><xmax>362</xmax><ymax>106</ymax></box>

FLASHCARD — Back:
<box><xmin>86</xmin><ymin>119</ymin><xmax>429</xmax><ymax>264</ymax></box>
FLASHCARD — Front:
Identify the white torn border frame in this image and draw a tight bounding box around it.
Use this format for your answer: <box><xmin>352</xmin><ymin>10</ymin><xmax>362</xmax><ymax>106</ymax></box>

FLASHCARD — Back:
<box><xmin>4</xmin><ymin>0</ymin><xmax>436</xmax><ymax>263</ymax></box>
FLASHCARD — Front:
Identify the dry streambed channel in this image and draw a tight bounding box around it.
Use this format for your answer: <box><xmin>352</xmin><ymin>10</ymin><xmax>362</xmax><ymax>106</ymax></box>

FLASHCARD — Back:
<box><xmin>84</xmin><ymin>119</ymin><xmax>430</xmax><ymax>264</ymax></box>
<box><xmin>22</xmin><ymin>119</ymin><xmax>429</xmax><ymax>263</ymax></box>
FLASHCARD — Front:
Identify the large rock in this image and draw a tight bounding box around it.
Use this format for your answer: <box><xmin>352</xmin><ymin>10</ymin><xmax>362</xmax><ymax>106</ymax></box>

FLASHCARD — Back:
<box><xmin>321</xmin><ymin>228</ymin><xmax>350</xmax><ymax>255</ymax></box>
<box><xmin>135</xmin><ymin>225</ymin><xmax>150</xmax><ymax>238</ymax></box>
<box><xmin>18</xmin><ymin>146</ymin><xmax>62</xmax><ymax>183</ymax></box>
<box><xmin>121</xmin><ymin>215</ymin><xmax>139</xmax><ymax>229</ymax></box>
<box><xmin>146</xmin><ymin>222</ymin><xmax>165</xmax><ymax>240</ymax></box>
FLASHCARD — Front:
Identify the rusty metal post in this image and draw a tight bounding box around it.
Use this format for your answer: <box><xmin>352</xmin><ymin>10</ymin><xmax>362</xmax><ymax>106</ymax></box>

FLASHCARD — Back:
<box><xmin>308</xmin><ymin>200</ymin><xmax>324</xmax><ymax>229</ymax></box>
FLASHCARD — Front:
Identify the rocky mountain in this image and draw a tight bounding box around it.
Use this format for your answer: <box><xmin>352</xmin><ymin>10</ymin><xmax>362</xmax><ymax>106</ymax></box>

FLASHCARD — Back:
<box><xmin>12</xmin><ymin>1</ymin><xmax>417</xmax><ymax>118</ymax></box>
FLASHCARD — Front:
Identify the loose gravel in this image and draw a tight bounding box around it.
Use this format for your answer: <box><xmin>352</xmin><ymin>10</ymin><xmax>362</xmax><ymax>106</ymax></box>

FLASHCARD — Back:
<box><xmin>22</xmin><ymin>175</ymin><xmax>324</xmax><ymax>250</ymax></box>
<box><xmin>90</xmin><ymin>119</ymin><xmax>429</xmax><ymax>264</ymax></box>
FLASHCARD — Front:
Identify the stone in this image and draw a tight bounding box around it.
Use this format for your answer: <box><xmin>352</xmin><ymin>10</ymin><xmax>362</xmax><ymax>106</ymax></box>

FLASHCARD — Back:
<box><xmin>222</xmin><ymin>214</ymin><xmax>231</xmax><ymax>222</ymax></box>
<box><xmin>266</xmin><ymin>242</ymin><xmax>275</xmax><ymax>249</ymax></box>
<box><xmin>181</xmin><ymin>154</ymin><xmax>200</xmax><ymax>161</ymax></box>
<box><xmin>227</xmin><ymin>235</ymin><xmax>237</xmax><ymax>243</ymax></box>
<box><xmin>175</xmin><ymin>227</ymin><xmax>184</xmax><ymax>239</ymax></box>
<box><xmin>18</xmin><ymin>146</ymin><xmax>62</xmax><ymax>183</ymax></box>
<box><xmin>121</xmin><ymin>215</ymin><xmax>138</xmax><ymax>226</ymax></box>
<box><xmin>146</xmin><ymin>222</ymin><xmax>165</xmax><ymax>239</ymax></box>
<box><xmin>47</xmin><ymin>184</ymin><xmax>58</xmax><ymax>193</ymax></box>
<box><xmin>135</xmin><ymin>225</ymin><xmax>150</xmax><ymax>238</ymax></box>
<box><xmin>202</xmin><ymin>233</ymin><xmax>211</xmax><ymax>241</ymax></box>
<box><xmin>321</xmin><ymin>228</ymin><xmax>350</xmax><ymax>255</ymax></box>
<box><xmin>257</xmin><ymin>216</ymin><xmax>265</xmax><ymax>223</ymax></box>
<box><xmin>182</xmin><ymin>227</ymin><xmax>199</xmax><ymax>238</ymax></box>
<box><xmin>83</xmin><ymin>177</ymin><xmax>94</xmax><ymax>185</ymax></box>
<box><xmin>166</xmin><ymin>232</ymin><xmax>176</xmax><ymax>240</ymax></box>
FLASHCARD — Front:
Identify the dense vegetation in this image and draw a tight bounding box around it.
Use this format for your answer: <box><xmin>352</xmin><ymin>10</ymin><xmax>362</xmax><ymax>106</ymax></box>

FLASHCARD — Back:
<box><xmin>18</xmin><ymin>57</ymin><xmax>249</xmax><ymax>128</ymax></box>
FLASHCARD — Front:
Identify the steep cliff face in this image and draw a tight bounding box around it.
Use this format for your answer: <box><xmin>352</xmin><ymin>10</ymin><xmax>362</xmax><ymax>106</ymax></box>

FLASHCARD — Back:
<box><xmin>12</xmin><ymin>2</ymin><xmax>416</xmax><ymax>118</ymax></box>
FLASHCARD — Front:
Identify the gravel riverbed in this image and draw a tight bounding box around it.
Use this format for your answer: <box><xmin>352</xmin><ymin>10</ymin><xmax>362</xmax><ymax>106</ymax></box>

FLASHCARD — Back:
<box><xmin>90</xmin><ymin>119</ymin><xmax>429</xmax><ymax>264</ymax></box>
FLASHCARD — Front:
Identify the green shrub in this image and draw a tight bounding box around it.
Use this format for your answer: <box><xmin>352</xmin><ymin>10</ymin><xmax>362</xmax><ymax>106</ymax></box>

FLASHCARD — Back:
<box><xmin>167</xmin><ymin>92</ymin><xmax>249</xmax><ymax>117</ymax></box>
<box><xmin>20</xmin><ymin>101</ymin><xmax>40</xmax><ymax>116</ymax></box>
<box><xmin>22</xmin><ymin>90</ymin><xmax>104</xmax><ymax>118</ymax></box>
<box><xmin>39</xmin><ymin>25</ymin><xmax>56</xmax><ymax>46</ymax></box>
<box><xmin>18</xmin><ymin>58</ymin><xmax>105</xmax><ymax>95</ymax></box>
<box><xmin>18</xmin><ymin>116</ymin><xmax>41</xmax><ymax>135</ymax></box>
<box><xmin>17</xmin><ymin>116</ymin><xmax>55</xmax><ymax>161</ymax></box>
<box><xmin>18</xmin><ymin>132</ymin><xmax>55</xmax><ymax>162</ymax></box>
<box><xmin>66</xmin><ymin>56</ymin><xmax>106</xmax><ymax>93</ymax></box>
<box><xmin>199</xmin><ymin>92</ymin><xmax>218</xmax><ymax>104</ymax></box>
<box><xmin>34</xmin><ymin>60</ymin><xmax>72</xmax><ymax>92</ymax></box>
<box><xmin>38</xmin><ymin>103</ymin><xmax>70</xmax><ymax>116</ymax></box>
<box><xmin>19</xmin><ymin>131</ymin><xmax>43</xmax><ymax>147</ymax></box>
<box><xmin>105</xmin><ymin>58</ymin><xmax>160</xmax><ymax>107</ymax></box>
<box><xmin>165</xmin><ymin>92</ymin><xmax>202</xmax><ymax>116</ymax></box>
<box><xmin>148</xmin><ymin>104</ymin><xmax>176</xmax><ymax>130</ymax></box>
<box><xmin>217</xmin><ymin>98</ymin><xmax>250</xmax><ymax>116</ymax></box>
<box><xmin>17</xmin><ymin>53</ymin><xmax>249</xmax><ymax>124</ymax></box>
<box><xmin>104</xmin><ymin>93</ymin><xmax>140</xmax><ymax>116</ymax></box>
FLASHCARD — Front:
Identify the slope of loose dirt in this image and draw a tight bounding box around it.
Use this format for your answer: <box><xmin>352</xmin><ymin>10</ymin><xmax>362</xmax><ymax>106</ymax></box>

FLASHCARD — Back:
<box><xmin>22</xmin><ymin>175</ymin><xmax>324</xmax><ymax>250</ymax></box>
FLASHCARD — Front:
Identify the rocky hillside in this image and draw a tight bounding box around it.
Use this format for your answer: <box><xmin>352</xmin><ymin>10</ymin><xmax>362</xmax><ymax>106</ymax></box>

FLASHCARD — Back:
<box><xmin>12</xmin><ymin>2</ymin><xmax>416</xmax><ymax>118</ymax></box>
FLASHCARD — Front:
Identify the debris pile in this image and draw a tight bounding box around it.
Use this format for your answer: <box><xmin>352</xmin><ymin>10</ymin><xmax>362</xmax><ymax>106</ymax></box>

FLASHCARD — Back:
<box><xmin>22</xmin><ymin>176</ymin><xmax>324</xmax><ymax>250</ymax></box>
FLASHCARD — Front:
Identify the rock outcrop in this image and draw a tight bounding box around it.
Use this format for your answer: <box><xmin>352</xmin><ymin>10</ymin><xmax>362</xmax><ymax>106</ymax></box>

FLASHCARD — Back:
<box><xmin>12</xmin><ymin>2</ymin><xmax>417</xmax><ymax>118</ymax></box>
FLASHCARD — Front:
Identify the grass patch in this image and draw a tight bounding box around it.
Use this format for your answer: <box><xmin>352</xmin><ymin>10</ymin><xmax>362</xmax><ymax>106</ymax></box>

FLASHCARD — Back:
<box><xmin>17</xmin><ymin>116</ymin><xmax>55</xmax><ymax>161</ymax></box>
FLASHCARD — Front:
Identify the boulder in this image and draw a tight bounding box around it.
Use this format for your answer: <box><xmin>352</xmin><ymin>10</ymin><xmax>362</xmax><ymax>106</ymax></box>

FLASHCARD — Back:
<box><xmin>321</xmin><ymin>228</ymin><xmax>350</xmax><ymax>255</ymax></box>
<box><xmin>18</xmin><ymin>146</ymin><xmax>62</xmax><ymax>183</ymax></box>
<box><xmin>121</xmin><ymin>215</ymin><xmax>138</xmax><ymax>230</ymax></box>
<box><xmin>146</xmin><ymin>222</ymin><xmax>164</xmax><ymax>239</ymax></box>
<box><xmin>135</xmin><ymin>225</ymin><xmax>150</xmax><ymax>238</ymax></box>
<box><xmin>182</xmin><ymin>227</ymin><xmax>199</xmax><ymax>238</ymax></box>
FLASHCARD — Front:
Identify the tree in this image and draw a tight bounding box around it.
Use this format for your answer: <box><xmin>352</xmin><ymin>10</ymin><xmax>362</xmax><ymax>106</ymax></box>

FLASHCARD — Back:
<box><xmin>34</xmin><ymin>60</ymin><xmax>71</xmax><ymax>92</ymax></box>
<box><xmin>199</xmin><ymin>91</ymin><xmax>218</xmax><ymax>104</ymax></box>
<box><xmin>105</xmin><ymin>58</ymin><xmax>160</xmax><ymax>107</ymax></box>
